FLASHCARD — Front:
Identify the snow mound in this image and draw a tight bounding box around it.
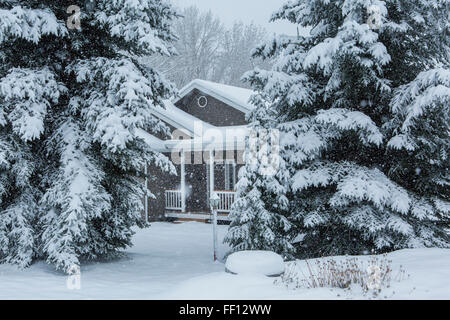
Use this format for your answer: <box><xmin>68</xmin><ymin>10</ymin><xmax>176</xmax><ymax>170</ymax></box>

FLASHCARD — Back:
<box><xmin>225</xmin><ymin>251</ymin><xmax>285</xmax><ymax>277</ymax></box>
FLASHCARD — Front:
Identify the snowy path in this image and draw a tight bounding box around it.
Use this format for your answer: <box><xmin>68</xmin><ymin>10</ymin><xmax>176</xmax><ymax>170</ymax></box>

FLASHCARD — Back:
<box><xmin>0</xmin><ymin>222</ymin><xmax>228</xmax><ymax>299</ymax></box>
<box><xmin>0</xmin><ymin>222</ymin><xmax>449</xmax><ymax>299</ymax></box>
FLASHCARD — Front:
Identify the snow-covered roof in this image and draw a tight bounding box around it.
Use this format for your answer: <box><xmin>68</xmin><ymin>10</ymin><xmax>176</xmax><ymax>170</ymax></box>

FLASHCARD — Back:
<box><xmin>136</xmin><ymin>128</ymin><xmax>168</xmax><ymax>151</ymax></box>
<box><xmin>138</xmin><ymin>100</ymin><xmax>249</xmax><ymax>153</ymax></box>
<box><xmin>176</xmin><ymin>79</ymin><xmax>255</xmax><ymax>113</ymax></box>
<box><xmin>136</xmin><ymin>100</ymin><xmax>249</xmax><ymax>152</ymax></box>
<box><xmin>136</xmin><ymin>126</ymin><xmax>248</xmax><ymax>153</ymax></box>
<box><xmin>149</xmin><ymin>100</ymin><xmax>215</xmax><ymax>137</ymax></box>
<box><xmin>139</xmin><ymin>79</ymin><xmax>254</xmax><ymax>152</ymax></box>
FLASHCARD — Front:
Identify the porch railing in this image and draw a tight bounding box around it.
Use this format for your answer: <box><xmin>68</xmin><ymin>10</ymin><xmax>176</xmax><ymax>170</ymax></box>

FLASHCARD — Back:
<box><xmin>164</xmin><ymin>190</ymin><xmax>236</xmax><ymax>214</ymax></box>
<box><xmin>165</xmin><ymin>190</ymin><xmax>182</xmax><ymax>211</ymax></box>
<box><xmin>216</xmin><ymin>191</ymin><xmax>236</xmax><ymax>213</ymax></box>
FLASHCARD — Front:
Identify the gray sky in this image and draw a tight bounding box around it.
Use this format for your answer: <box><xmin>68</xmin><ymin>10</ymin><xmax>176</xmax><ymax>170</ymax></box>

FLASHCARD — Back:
<box><xmin>172</xmin><ymin>0</ymin><xmax>296</xmax><ymax>35</ymax></box>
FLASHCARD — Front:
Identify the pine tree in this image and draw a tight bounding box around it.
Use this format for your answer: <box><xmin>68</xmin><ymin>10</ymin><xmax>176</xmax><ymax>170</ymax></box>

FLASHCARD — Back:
<box><xmin>225</xmin><ymin>105</ymin><xmax>294</xmax><ymax>257</ymax></box>
<box><xmin>387</xmin><ymin>68</ymin><xmax>450</xmax><ymax>241</ymax></box>
<box><xmin>236</xmin><ymin>0</ymin><xmax>449</xmax><ymax>258</ymax></box>
<box><xmin>0</xmin><ymin>0</ymin><xmax>177</xmax><ymax>271</ymax></box>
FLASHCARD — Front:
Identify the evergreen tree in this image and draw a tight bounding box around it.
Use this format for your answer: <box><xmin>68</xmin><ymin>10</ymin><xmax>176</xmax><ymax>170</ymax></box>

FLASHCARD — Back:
<box><xmin>225</xmin><ymin>106</ymin><xmax>294</xmax><ymax>257</ymax></box>
<box><xmin>387</xmin><ymin>68</ymin><xmax>450</xmax><ymax>240</ymax></box>
<box><xmin>0</xmin><ymin>0</ymin><xmax>177</xmax><ymax>271</ymax></box>
<box><xmin>231</xmin><ymin>0</ymin><xmax>449</xmax><ymax>258</ymax></box>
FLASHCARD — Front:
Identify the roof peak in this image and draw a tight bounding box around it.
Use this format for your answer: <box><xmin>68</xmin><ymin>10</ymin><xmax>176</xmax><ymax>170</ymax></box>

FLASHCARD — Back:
<box><xmin>176</xmin><ymin>79</ymin><xmax>255</xmax><ymax>113</ymax></box>
<box><xmin>189</xmin><ymin>79</ymin><xmax>252</xmax><ymax>91</ymax></box>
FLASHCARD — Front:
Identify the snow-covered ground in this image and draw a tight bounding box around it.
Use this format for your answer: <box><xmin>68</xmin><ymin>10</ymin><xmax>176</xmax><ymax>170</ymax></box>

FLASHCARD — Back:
<box><xmin>0</xmin><ymin>222</ymin><xmax>448</xmax><ymax>300</ymax></box>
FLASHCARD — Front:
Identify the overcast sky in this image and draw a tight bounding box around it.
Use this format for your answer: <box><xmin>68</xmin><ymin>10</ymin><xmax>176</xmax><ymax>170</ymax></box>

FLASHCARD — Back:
<box><xmin>171</xmin><ymin>0</ymin><xmax>296</xmax><ymax>35</ymax></box>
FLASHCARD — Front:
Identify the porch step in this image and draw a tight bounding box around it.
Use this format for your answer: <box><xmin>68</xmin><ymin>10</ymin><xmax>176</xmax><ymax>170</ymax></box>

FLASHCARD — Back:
<box><xmin>165</xmin><ymin>212</ymin><xmax>231</xmax><ymax>222</ymax></box>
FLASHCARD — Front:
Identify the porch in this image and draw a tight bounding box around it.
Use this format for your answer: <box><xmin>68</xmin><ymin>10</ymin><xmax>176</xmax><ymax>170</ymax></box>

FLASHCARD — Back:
<box><xmin>141</xmin><ymin>128</ymin><xmax>247</xmax><ymax>223</ymax></box>
<box><xmin>161</xmin><ymin>149</ymin><xmax>240</xmax><ymax>223</ymax></box>
<box><xmin>164</xmin><ymin>190</ymin><xmax>235</xmax><ymax>222</ymax></box>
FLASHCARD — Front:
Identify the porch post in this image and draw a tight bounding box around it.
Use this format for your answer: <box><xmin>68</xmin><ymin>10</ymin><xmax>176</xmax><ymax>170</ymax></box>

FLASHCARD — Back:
<box><xmin>232</xmin><ymin>160</ymin><xmax>237</xmax><ymax>190</ymax></box>
<box><xmin>209</xmin><ymin>149</ymin><xmax>214</xmax><ymax>204</ymax></box>
<box><xmin>181</xmin><ymin>150</ymin><xmax>186</xmax><ymax>213</ymax></box>
<box><xmin>144</xmin><ymin>162</ymin><xmax>149</xmax><ymax>223</ymax></box>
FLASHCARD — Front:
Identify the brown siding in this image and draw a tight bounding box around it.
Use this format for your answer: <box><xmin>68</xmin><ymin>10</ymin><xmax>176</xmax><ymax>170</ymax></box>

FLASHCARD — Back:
<box><xmin>175</xmin><ymin>89</ymin><xmax>247</xmax><ymax>127</ymax></box>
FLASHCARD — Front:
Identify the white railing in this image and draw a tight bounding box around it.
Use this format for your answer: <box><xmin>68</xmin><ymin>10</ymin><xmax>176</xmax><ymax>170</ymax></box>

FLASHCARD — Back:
<box><xmin>165</xmin><ymin>190</ymin><xmax>182</xmax><ymax>210</ymax></box>
<box><xmin>216</xmin><ymin>191</ymin><xmax>236</xmax><ymax>213</ymax></box>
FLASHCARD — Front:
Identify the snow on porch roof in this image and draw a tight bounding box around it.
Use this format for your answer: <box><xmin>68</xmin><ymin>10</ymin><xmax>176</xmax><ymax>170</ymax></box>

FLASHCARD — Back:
<box><xmin>150</xmin><ymin>99</ymin><xmax>215</xmax><ymax>137</ymax></box>
<box><xmin>136</xmin><ymin>126</ymin><xmax>248</xmax><ymax>153</ymax></box>
<box><xmin>175</xmin><ymin>79</ymin><xmax>256</xmax><ymax>113</ymax></box>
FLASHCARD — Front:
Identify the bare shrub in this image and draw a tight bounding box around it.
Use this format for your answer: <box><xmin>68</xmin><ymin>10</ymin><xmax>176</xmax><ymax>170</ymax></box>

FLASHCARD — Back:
<box><xmin>275</xmin><ymin>254</ymin><xmax>408</xmax><ymax>296</ymax></box>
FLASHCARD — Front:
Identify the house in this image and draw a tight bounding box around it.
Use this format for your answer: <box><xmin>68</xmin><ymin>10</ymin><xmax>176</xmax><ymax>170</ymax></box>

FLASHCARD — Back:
<box><xmin>138</xmin><ymin>79</ymin><xmax>255</xmax><ymax>223</ymax></box>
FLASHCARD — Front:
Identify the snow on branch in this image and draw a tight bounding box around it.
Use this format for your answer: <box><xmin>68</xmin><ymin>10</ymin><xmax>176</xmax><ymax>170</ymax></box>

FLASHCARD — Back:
<box><xmin>303</xmin><ymin>20</ymin><xmax>391</xmax><ymax>75</ymax></box>
<box><xmin>316</xmin><ymin>108</ymin><xmax>384</xmax><ymax>146</ymax></box>
<box><xmin>388</xmin><ymin>68</ymin><xmax>450</xmax><ymax>151</ymax></box>
<box><xmin>0</xmin><ymin>67</ymin><xmax>63</xmax><ymax>142</ymax></box>
<box><xmin>279</xmin><ymin>108</ymin><xmax>383</xmax><ymax>168</ymax></box>
<box><xmin>0</xmin><ymin>6</ymin><xmax>67</xmax><ymax>44</ymax></box>
<box><xmin>331</xmin><ymin>164</ymin><xmax>410</xmax><ymax>214</ymax></box>
<box><xmin>392</xmin><ymin>68</ymin><xmax>450</xmax><ymax>126</ymax></box>
<box><xmin>0</xmin><ymin>109</ymin><xmax>5</xmax><ymax>127</ymax></box>
<box><xmin>292</xmin><ymin>162</ymin><xmax>411</xmax><ymax>215</ymax></box>
<box><xmin>0</xmin><ymin>138</ymin><xmax>9</xmax><ymax>169</ymax></box>
<box><xmin>68</xmin><ymin>57</ymin><xmax>171</xmax><ymax>153</ymax></box>
<box><xmin>0</xmin><ymin>192</ymin><xmax>36</xmax><ymax>268</ymax></box>
<box><xmin>94</xmin><ymin>0</ymin><xmax>177</xmax><ymax>55</ymax></box>
<box><xmin>41</xmin><ymin>120</ymin><xmax>113</xmax><ymax>272</ymax></box>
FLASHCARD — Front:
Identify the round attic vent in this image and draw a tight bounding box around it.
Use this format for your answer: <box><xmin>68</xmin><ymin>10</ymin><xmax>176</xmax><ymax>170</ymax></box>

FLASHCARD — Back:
<box><xmin>197</xmin><ymin>95</ymin><xmax>208</xmax><ymax>108</ymax></box>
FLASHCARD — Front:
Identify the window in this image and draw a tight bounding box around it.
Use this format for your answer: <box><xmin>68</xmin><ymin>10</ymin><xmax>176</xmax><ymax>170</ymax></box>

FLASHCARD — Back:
<box><xmin>197</xmin><ymin>95</ymin><xmax>208</xmax><ymax>108</ymax></box>
<box><xmin>224</xmin><ymin>160</ymin><xmax>236</xmax><ymax>191</ymax></box>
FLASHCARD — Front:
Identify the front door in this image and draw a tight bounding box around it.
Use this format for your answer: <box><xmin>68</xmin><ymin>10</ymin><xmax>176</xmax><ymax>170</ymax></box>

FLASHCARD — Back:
<box><xmin>186</xmin><ymin>163</ymin><xmax>209</xmax><ymax>213</ymax></box>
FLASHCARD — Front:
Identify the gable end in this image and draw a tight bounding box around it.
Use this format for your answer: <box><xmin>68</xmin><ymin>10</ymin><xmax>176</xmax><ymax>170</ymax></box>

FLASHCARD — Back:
<box><xmin>174</xmin><ymin>89</ymin><xmax>248</xmax><ymax>127</ymax></box>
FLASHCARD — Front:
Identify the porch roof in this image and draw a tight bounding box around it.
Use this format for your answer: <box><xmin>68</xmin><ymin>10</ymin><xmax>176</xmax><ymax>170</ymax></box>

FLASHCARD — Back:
<box><xmin>149</xmin><ymin>99</ymin><xmax>214</xmax><ymax>137</ymax></box>
<box><xmin>136</xmin><ymin>127</ymin><xmax>248</xmax><ymax>153</ymax></box>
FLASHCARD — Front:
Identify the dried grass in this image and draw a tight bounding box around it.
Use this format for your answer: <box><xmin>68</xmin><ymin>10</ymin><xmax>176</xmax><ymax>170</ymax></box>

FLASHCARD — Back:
<box><xmin>276</xmin><ymin>254</ymin><xmax>409</xmax><ymax>297</ymax></box>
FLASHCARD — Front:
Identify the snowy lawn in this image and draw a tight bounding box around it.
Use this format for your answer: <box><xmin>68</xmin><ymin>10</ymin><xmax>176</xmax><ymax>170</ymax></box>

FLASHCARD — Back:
<box><xmin>0</xmin><ymin>222</ymin><xmax>448</xmax><ymax>300</ymax></box>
